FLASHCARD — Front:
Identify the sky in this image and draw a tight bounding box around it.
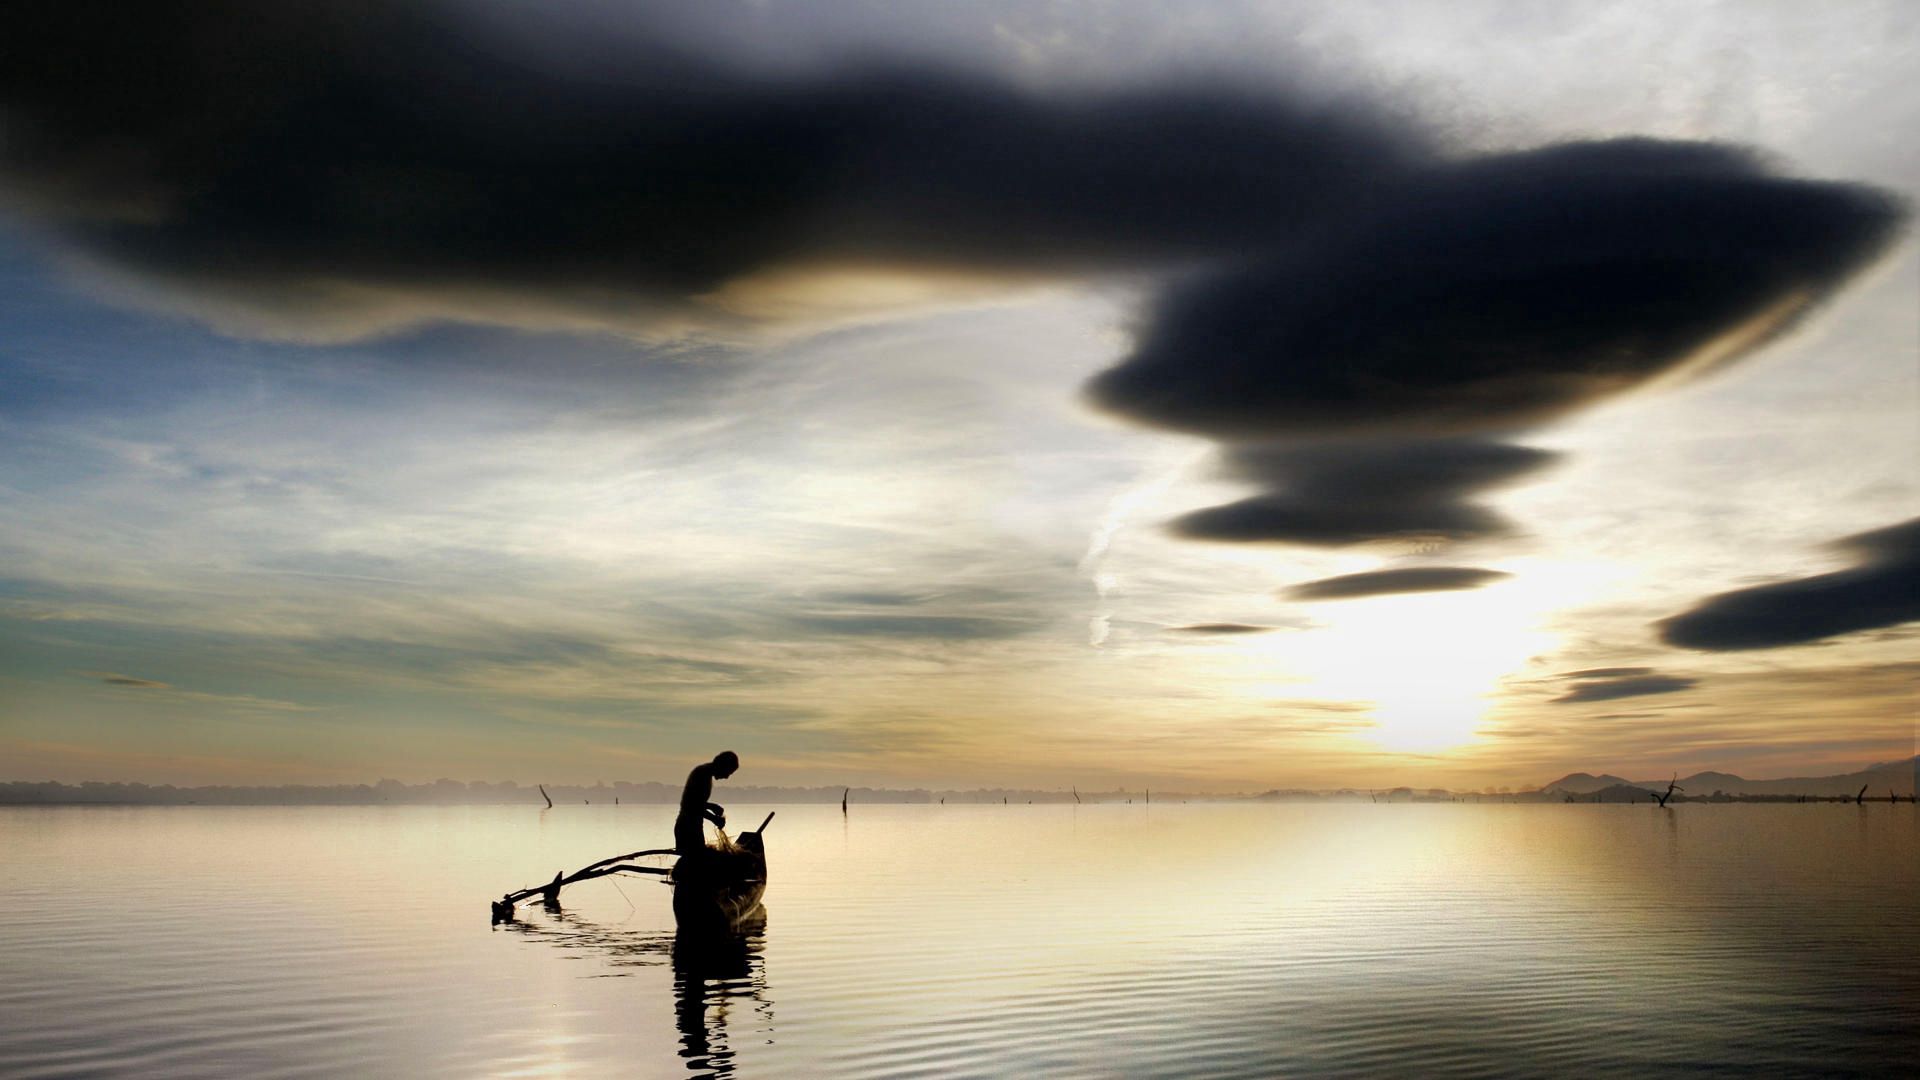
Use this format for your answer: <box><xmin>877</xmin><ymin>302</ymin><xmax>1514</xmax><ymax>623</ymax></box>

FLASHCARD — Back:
<box><xmin>1</xmin><ymin>0</ymin><xmax>1915</xmax><ymax>792</ymax></box>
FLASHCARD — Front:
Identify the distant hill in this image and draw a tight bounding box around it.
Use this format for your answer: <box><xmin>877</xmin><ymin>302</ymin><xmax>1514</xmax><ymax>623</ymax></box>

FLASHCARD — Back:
<box><xmin>1628</xmin><ymin>757</ymin><xmax>1917</xmax><ymax>798</ymax></box>
<box><xmin>1595</xmin><ymin>783</ymin><xmax>1669</xmax><ymax>803</ymax></box>
<box><xmin>1541</xmin><ymin>772</ymin><xmax>1647</xmax><ymax>795</ymax></box>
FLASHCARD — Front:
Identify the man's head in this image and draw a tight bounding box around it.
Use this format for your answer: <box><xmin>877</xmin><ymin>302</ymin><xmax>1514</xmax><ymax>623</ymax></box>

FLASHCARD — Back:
<box><xmin>712</xmin><ymin>751</ymin><xmax>739</xmax><ymax>778</ymax></box>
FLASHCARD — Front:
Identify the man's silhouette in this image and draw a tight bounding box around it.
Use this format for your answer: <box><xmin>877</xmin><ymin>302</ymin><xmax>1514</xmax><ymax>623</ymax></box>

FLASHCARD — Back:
<box><xmin>676</xmin><ymin>751</ymin><xmax>739</xmax><ymax>856</ymax></box>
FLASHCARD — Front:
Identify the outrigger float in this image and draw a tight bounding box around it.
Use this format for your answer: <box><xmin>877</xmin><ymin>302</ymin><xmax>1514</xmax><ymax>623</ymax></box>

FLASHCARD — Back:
<box><xmin>491</xmin><ymin>811</ymin><xmax>773</xmax><ymax>927</ymax></box>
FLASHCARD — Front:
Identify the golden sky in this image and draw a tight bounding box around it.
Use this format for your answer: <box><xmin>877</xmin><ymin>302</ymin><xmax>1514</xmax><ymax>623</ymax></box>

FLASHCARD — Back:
<box><xmin>2</xmin><ymin>1</ymin><xmax>1914</xmax><ymax>791</ymax></box>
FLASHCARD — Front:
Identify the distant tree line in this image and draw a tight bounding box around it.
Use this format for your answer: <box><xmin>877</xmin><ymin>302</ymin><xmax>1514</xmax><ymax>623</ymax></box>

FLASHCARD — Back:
<box><xmin>0</xmin><ymin>779</ymin><xmax>1214</xmax><ymax>806</ymax></box>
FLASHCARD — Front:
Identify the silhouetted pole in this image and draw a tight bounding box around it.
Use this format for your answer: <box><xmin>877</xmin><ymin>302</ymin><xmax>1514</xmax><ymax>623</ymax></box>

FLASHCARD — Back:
<box><xmin>1856</xmin><ymin>783</ymin><xmax>1868</xmax><ymax>806</ymax></box>
<box><xmin>842</xmin><ymin>788</ymin><xmax>849</xmax><ymax>814</ymax></box>
<box><xmin>538</xmin><ymin>784</ymin><xmax>553</xmax><ymax>809</ymax></box>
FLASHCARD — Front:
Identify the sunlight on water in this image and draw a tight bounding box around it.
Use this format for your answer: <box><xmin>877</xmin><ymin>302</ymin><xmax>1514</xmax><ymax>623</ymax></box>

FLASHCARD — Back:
<box><xmin>1</xmin><ymin>804</ymin><xmax>1914</xmax><ymax>1077</ymax></box>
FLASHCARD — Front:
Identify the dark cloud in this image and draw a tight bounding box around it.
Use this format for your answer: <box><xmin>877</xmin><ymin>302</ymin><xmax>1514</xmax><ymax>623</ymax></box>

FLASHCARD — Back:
<box><xmin>1088</xmin><ymin>139</ymin><xmax>1903</xmax><ymax>439</ymax></box>
<box><xmin>6</xmin><ymin>3</ymin><xmax>1905</xmax><ymax>643</ymax></box>
<box><xmin>1658</xmin><ymin>517</ymin><xmax>1920</xmax><ymax>651</ymax></box>
<box><xmin>1094</xmin><ymin>137</ymin><xmax>1898</xmax><ymax>613</ymax></box>
<box><xmin>1166</xmin><ymin>623</ymin><xmax>1280</xmax><ymax>634</ymax></box>
<box><xmin>1552</xmin><ymin>674</ymin><xmax>1697</xmax><ymax>704</ymax></box>
<box><xmin>0</xmin><ymin>1</ymin><xmax>1420</xmax><ymax>339</ymax></box>
<box><xmin>1171</xmin><ymin>438</ymin><xmax>1557</xmax><ymax>546</ymax></box>
<box><xmin>1282</xmin><ymin>566</ymin><xmax>1508</xmax><ymax>601</ymax></box>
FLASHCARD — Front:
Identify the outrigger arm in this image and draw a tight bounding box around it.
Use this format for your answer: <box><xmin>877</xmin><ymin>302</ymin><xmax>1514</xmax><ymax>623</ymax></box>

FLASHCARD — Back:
<box><xmin>491</xmin><ymin>847</ymin><xmax>675</xmax><ymax>923</ymax></box>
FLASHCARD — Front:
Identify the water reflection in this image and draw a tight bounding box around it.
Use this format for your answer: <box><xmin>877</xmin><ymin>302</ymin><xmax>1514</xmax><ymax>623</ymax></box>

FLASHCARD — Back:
<box><xmin>502</xmin><ymin>906</ymin><xmax>771</xmax><ymax>1079</ymax></box>
<box><xmin>673</xmin><ymin>911</ymin><xmax>769</xmax><ymax>1078</ymax></box>
<box><xmin>5</xmin><ymin>805</ymin><xmax>1914</xmax><ymax>1077</ymax></box>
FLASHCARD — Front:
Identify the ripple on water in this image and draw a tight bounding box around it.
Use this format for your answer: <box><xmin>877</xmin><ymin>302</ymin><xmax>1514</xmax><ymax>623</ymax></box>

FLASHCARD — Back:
<box><xmin>1</xmin><ymin>804</ymin><xmax>1915</xmax><ymax>1078</ymax></box>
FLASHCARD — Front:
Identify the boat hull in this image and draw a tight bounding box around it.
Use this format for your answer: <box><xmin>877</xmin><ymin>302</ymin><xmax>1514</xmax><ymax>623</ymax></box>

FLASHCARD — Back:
<box><xmin>670</xmin><ymin>832</ymin><xmax>767</xmax><ymax>931</ymax></box>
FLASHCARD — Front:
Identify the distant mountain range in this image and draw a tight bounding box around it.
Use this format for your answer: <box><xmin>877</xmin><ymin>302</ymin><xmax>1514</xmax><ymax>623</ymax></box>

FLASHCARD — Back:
<box><xmin>1539</xmin><ymin>757</ymin><xmax>1917</xmax><ymax>799</ymax></box>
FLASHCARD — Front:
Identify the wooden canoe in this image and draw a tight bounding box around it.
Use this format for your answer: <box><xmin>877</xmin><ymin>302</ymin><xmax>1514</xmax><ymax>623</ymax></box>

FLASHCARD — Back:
<box><xmin>670</xmin><ymin>820</ymin><xmax>768</xmax><ymax>931</ymax></box>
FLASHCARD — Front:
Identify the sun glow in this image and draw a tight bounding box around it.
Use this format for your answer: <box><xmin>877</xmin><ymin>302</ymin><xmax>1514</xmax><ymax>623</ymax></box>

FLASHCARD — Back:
<box><xmin>1234</xmin><ymin>557</ymin><xmax>1620</xmax><ymax>753</ymax></box>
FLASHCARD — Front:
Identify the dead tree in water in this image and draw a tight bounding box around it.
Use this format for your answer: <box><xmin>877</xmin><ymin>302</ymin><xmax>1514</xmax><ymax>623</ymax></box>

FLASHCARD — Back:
<box><xmin>1856</xmin><ymin>783</ymin><xmax>1868</xmax><ymax>806</ymax></box>
<box><xmin>1651</xmin><ymin>774</ymin><xmax>1682</xmax><ymax>808</ymax></box>
<box><xmin>538</xmin><ymin>784</ymin><xmax>553</xmax><ymax>809</ymax></box>
<box><xmin>841</xmin><ymin>788</ymin><xmax>849</xmax><ymax>814</ymax></box>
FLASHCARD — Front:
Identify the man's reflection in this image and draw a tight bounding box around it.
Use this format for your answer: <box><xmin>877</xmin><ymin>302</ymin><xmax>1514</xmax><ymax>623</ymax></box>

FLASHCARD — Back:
<box><xmin>673</xmin><ymin>908</ymin><xmax>767</xmax><ymax>1077</ymax></box>
<box><xmin>501</xmin><ymin>904</ymin><xmax>770</xmax><ymax>1078</ymax></box>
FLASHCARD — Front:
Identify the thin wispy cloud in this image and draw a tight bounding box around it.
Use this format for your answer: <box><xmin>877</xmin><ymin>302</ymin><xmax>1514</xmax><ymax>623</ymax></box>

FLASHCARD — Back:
<box><xmin>1551</xmin><ymin>672</ymin><xmax>1699</xmax><ymax>705</ymax></box>
<box><xmin>78</xmin><ymin>671</ymin><xmax>318</xmax><ymax>714</ymax></box>
<box><xmin>90</xmin><ymin>673</ymin><xmax>169</xmax><ymax>689</ymax></box>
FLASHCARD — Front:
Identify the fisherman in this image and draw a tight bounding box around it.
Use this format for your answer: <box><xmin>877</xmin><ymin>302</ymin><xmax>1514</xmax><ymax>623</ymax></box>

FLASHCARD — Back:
<box><xmin>675</xmin><ymin>751</ymin><xmax>739</xmax><ymax>857</ymax></box>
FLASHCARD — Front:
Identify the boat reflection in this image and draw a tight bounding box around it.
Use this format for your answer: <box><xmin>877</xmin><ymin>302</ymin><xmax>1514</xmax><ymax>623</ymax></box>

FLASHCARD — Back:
<box><xmin>672</xmin><ymin>909</ymin><xmax>769</xmax><ymax>1078</ymax></box>
<box><xmin>502</xmin><ymin>905</ymin><xmax>771</xmax><ymax>1078</ymax></box>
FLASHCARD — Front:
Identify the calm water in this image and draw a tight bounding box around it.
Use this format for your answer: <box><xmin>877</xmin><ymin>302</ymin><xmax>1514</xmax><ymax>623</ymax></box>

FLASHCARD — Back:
<box><xmin>1</xmin><ymin>803</ymin><xmax>1914</xmax><ymax>1078</ymax></box>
